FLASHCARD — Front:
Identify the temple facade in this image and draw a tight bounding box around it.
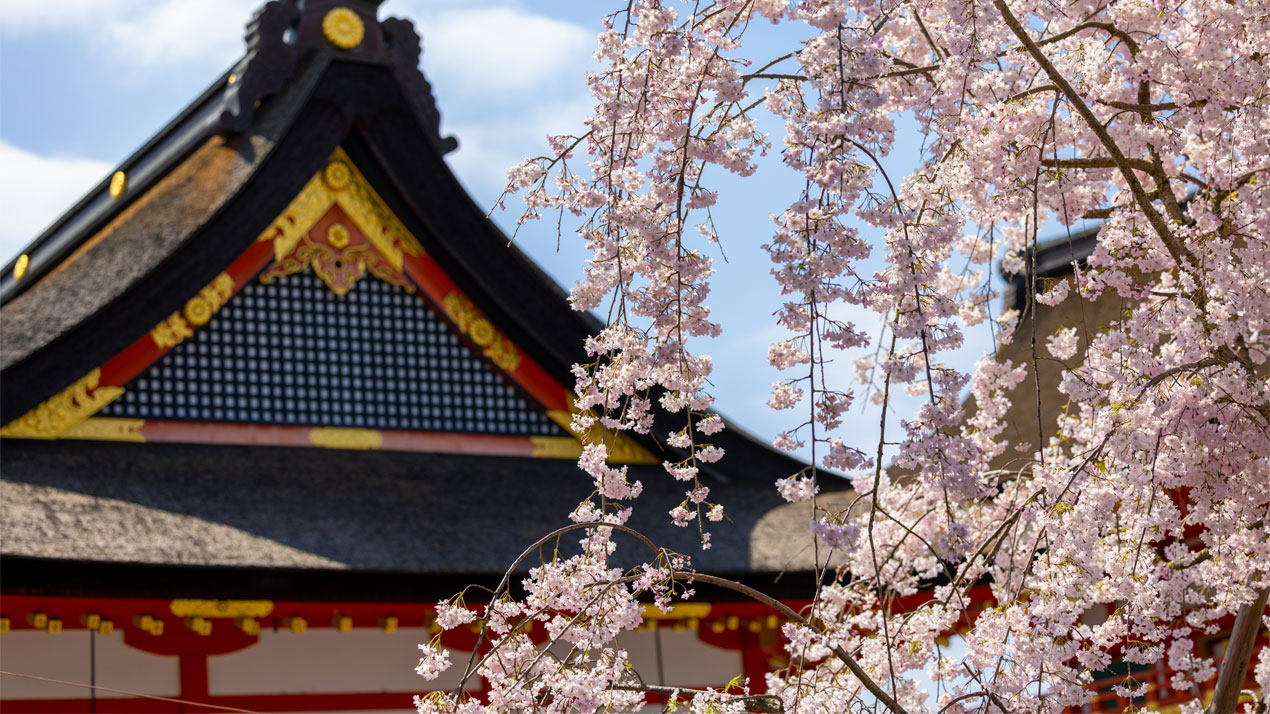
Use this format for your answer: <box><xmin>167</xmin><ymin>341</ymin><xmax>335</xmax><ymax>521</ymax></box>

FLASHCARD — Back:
<box><xmin>0</xmin><ymin>2</ymin><xmax>808</xmax><ymax>710</ymax></box>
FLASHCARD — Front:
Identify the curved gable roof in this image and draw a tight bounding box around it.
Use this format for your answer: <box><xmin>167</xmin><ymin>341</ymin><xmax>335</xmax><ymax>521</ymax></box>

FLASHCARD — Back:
<box><xmin>0</xmin><ymin>0</ymin><xmax>805</xmax><ymax>485</ymax></box>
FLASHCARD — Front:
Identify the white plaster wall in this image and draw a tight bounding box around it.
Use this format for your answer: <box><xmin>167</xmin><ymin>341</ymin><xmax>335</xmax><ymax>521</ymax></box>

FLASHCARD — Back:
<box><xmin>208</xmin><ymin>627</ymin><xmax>471</xmax><ymax>695</ymax></box>
<box><xmin>618</xmin><ymin>629</ymin><xmax>743</xmax><ymax>687</ymax></box>
<box><xmin>0</xmin><ymin>630</ymin><xmax>179</xmax><ymax>699</ymax></box>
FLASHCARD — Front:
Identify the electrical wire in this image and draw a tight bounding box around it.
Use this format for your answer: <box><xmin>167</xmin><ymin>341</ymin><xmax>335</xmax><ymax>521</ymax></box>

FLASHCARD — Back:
<box><xmin>0</xmin><ymin>670</ymin><xmax>259</xmax><ymax>713</ymax></box>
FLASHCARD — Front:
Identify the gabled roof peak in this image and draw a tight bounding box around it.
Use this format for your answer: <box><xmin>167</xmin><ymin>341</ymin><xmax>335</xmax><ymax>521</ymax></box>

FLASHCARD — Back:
<box><xmin>221</xmin><ymin>0</ymin><xmax>456</xmax><ymax>157</ymax></box>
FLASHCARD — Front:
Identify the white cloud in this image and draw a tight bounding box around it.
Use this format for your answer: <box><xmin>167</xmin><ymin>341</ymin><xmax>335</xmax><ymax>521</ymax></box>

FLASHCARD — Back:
<box><xmin>97</xmin><ymin>0</ymin><xmax>255</xmax><ymax>76</ymax></box>
<box><xmin>407</xmin><ymin>6</ymin><xmax>595</xmax><ymax>97</ymax></box>
<box><xmin>0</xmin><ymin>141</ymin><xmax>112</xmax><ymax>264</ymax></box>
<box><xmin>445</xmin><ymin>95</ymin><xmax>593</xmax><ymax>199</ymax></box>
<box><xmin>376</xmin><ymin>6</ymin><xmax>598</xmax><ymax>197</ymax></box>
<box><xmin>2</xmin><ymin>0</ymin><xmax>257</xmax><ymax>78</ymax></box>
<box><xmin>0</xmin><ymin>0</ymin><xmax>135</xmax><ymax>33</ymax></box>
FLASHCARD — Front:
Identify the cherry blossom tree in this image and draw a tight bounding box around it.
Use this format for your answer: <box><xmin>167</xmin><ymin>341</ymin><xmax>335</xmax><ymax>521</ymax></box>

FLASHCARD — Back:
<box><xmin>416</xmin><ymin>1</ymin><xmax>1270</xmax><ymax>712</ymax></box>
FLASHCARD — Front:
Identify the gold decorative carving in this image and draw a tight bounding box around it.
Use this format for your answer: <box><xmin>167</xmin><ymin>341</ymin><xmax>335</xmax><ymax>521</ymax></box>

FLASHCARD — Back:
<box><xmin>0</xmin><ymin>369</ymin><xmax>124</xmax><ymax>440</ymax></box>
<box><xmin>441</xmin><ymin>292</ymin><xmax>523</xmax><ymax>372</ymax></box>
<box><xmin>151</xmin><ymin>272</ymin><xmax>234</xmax><ymax>347</ymax></box>
<box><xmin>261</xmin><ymin>218</ymin><xmax>415</xmax><ymax>296</ymax></box>
<box><xmin>309</xmin><ymin>427</ymin><xmax>383</xmax><ymax>450</ymax></box>
<box><xmin>170</xmin><ymin>599</ymin><xmax>274</xmax><ymax>618</ymax></box>
<box><xmin>326</xmin><ymin>223</ymin><xmax>351</xmax><ymax>249</ymax></box>
<box><xmin>323</xmin><ymin>160</ymin><xmax>352</xmax><ymax>190</ymax></box>
<box><xmin>256</xmin><ymin>149</ymin><xmax>424</xmax><ymax>296</ymax></box>
<box><xmin>64</xmin><ymin>418</ymin><xmax>146</xmax><ymax>443</ymax></box>
<box><xmin>150</xmin><ymin>314</ymin><xmax>193</xmax><ymax>349</ymax></box>
<box><xmin>184</xmin><ymin>273</ymin><xmax>234</xmax><ymax>326</ymax></box>
<box><xmin>14</xmin><ymin>253</ymin><xmax>28</xmax><ymax>280</ymax></box>
<box><xmin>322</xmin><ymin>7</ymin><xmax>364</xmax><ymax>49</ymax></box>
<box><xmin>468</xmin><ymin>319</ymin><xmax>495</xmax><ymax>347</ymax></box>
<box><xmin>109</xmin><ymin>171</ymin><xmax>126</xmax><ymax>200</ymax></box>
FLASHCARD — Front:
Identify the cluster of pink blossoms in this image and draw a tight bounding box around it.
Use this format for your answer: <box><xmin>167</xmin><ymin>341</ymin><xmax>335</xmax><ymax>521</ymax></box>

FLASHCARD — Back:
<box><xmin>425</xmin><ymin>0</ymin><xmax>1270</xmax><ymax>712</ymax></box>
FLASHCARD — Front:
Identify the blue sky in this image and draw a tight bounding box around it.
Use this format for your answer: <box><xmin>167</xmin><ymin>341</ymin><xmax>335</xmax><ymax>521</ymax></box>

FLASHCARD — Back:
<box><xmin>0</xmin><ymin>0</ymin><xmax>1003</xmax><ymax>465</ymax></box>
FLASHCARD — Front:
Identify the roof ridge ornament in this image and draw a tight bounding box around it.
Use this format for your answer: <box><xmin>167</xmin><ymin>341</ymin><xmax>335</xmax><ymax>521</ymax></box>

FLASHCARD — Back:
<box><xmin>217</xmin><ymin>0</ymin><xmax>456</xmax><ymax>155</ymax></box>
<box><xmin>321</xmin><ymin>7</ymin><xmax>365</xmax><ymax>49</ymax></box>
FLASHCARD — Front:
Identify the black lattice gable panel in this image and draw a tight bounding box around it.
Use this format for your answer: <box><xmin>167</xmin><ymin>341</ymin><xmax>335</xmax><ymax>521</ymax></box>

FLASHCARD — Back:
<box><xmin>100</xmin><ymin>271</ymin><xmax>566</xmax><ymax>436</ymax></box>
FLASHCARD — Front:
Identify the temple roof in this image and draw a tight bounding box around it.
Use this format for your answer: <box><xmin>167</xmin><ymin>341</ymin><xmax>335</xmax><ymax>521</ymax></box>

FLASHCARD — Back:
<box><xmin>1</xmin><ymin>440</ymin><xmax>784</xmax><ymax>575</ymax></box>
<box><xmin>0</xmin><ymin>0</ymin><xmax>808</xmax><ymax>586</ymax></box>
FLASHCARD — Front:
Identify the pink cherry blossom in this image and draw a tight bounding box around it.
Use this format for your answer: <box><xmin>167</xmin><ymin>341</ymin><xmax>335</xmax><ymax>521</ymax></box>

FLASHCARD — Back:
<box><xmin>435</xmin><ymin>1</ymin><xmax>1270</xmax><ymax>712</ymax></box>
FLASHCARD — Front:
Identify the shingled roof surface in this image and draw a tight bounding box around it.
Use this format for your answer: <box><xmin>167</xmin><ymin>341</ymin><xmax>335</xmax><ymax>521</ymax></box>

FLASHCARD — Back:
<box><xmin>1</xmin><ymin>440</ymin><xmax>784</xmax><ymax>574</ymax></box>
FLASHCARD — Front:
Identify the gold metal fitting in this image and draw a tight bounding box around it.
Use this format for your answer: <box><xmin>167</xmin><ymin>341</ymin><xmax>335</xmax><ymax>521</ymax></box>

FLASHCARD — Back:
<box><xmin>109</xmin><ymin>171</ymin><xmax>127</xmax><ymax>200</ymax></box>
<box><xmin>13</xmin><ymin>254</ymin><xmax>29</xmax><ymax>280</ymax></box>
<box><xmin>322</xmin><ymin>160</ymin><xmax>352</xmax><ymax>190</ymax></box>
<box><xmin>184</xmin><ymin>295</ymin><xmax>213</xmax><ymax>326</ymax></box>
<box><xmin>327</xmin><ymin>223</ymin><xmax>351</xmax><ymax>249</ymax></box>
<box><xmin>133</xmin><ymin>614</ymin><xmax>164</xmax><ymax>636</ymax></box>
<box><xmin>322</xmin><ymin>7</ymin><xmax>364</xmax><ymax>49</ymax></box>
<box><xmin>185</xmin><ymin>616</ymin><xmax>212</xmax><ymax>636</ymax></box>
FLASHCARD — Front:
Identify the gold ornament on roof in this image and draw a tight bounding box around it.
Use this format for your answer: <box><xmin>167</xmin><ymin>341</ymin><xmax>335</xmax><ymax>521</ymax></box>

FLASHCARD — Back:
<box><xmin>327</xmin><ymin>223</ymin><xmax>351</xmax><ymax>249</ymax></box>
<box><xmin>109</xmin><ymin>171</ymin><xmax>127</xmax><ymax>200</ymax></box>
<box><xmin>441</xmin><ymin>292</ymin><xmax>523</xmax><ymax>372</ymax></box>
<box><xmin>63</xmin><ymin>417</ymin><xmax>145</xmax><ymax>443</ymax></box>
<box><xmin>14</xmin><ymin>254</ymin><xmax>29</xmax><ymax>280</ymax></box>
<box><xmin>0</xmin><ymin>368</ymin><xmax>124</xmax><ymax>440</ymax></box>
<box><xmin>322</xmin><ymin>7</ymin><xmax>364</xmax><ymax>49</ymax></box>
<box><xmin>150</xmin><ymin>272</ymin><xmax>234</xmax><ymax>348</ymax></box>
<box><xmin>323</xmin><ymin>160</ymin><xmax>352</xmax><ymax>190</ymax></box>
<box><xmin>468</xmin><ymin>318</ymin><xmax>495</xmax><ymax>347</ymax></box>
<box><xmin>184</xmin><ymin>296</ymin><xmax>214</xmax><ymax>326</ymax></box>
<box><xmin>257</xmin><ymin>149</ymin><xmax>423</xmax><ymax>296</ymax></box>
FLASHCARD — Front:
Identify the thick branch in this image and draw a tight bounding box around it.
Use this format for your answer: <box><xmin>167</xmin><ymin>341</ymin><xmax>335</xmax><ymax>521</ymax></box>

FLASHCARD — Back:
<box><xmin>1041</xmin><ymin>157</ymin><xmax>1154</xmax><ymax>172</ymax></box>
<box><xmin>1208</xmin><ymin>586</ymin><xmax>1270</xmax><ymax>713</ymax></box>
<box><xmin>1037</xmin><ymin>20</ymin><xmax>1141</xmax><ymax>55</ymax></box>
<box><xmin>743</xmin><ymin>72</ymin><xmax>806</xmax><ymax>82</ymax></box>
<box><xmin>1095</xmin><ymin>98</ymin><xmax>1199</xmax><ymax>112</ymax></box>
<box><xmin>993</xmin><ymin>0</ymin><xmax>1189</xmax><ymax>267</ymax></box>
<box><xmin>610</xmin><ymin>685</ymin><xmax>782</xmax><ymax>714</ymax></box>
